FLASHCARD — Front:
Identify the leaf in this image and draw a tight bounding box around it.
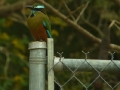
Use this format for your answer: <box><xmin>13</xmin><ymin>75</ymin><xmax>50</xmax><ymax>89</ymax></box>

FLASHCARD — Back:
<box><xmin>51</xmin><ymin>29</ymin><xmax>59</xmax><ymax>37</ymax></box>
<box><xmin>12</xmin><ymin>38</ymin><xmax>25</xmax><ymax>52</ymax></box>
<box><xmin>0</xmin><ymin>33</ymin><xmax>9</xmax><ymax>40</ymax></box>
<box><xmin>3</xmin><ymin>19</ymin><xmax>13</xmax><ymax>27</ymax></box>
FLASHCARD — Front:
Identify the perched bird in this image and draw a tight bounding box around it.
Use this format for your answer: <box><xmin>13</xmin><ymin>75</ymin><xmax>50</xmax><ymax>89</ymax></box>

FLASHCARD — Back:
<box><xmin>26</xmin><ymin>3</ymin><xmax>52</xmax><ymax>42</ymax></box>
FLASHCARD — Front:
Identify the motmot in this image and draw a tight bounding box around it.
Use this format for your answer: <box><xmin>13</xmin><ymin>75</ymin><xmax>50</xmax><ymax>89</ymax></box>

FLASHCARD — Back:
<box><xmin>26</xmin><ymin>3</ymin><xmax>52</xmax><ymax>42</ymax></box>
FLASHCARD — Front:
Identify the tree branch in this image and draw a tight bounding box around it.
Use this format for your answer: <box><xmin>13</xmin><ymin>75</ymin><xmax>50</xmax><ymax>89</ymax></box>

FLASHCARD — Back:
<box><xmin>62</xmin><ymin>0</ymin><xmax>75</xmax><ymax>21</ymax></box>
<box><xmin>0</xmin><ymin>0</ymin><xmax>6</xmax><ymax>5</ymax></box>
<box><xmin>113</xmin><ymin>0</ymin><xmax>120</xmax><ymax>7</ymax></box>
<box><xmin>37</xmin><ymin>0</ymin><xmax>120</xmax><ymax>51</ymax></box>
<box><xmin>82</xmin><ymin>17</ymin><xmax>104</xmax><ymax>37</ymax></box>
<box><xmin>0</xmin><ymin>46</ymin><xmax>10</xmax><ymax>79</ymax></box>
<box><xmin>37</xmin><ymin>0</ymin><xmax>101</xmax><ymax>41</ymax></box>
<box><xmin>4</xmin><ymin>52</ymin><xmax>10</xmax><ymax>79</ymax></box>
<box><xmin>9</xmin><ymin>13</ymin><xmax>27</xmax><ymax>26</ymax></box>
<box><xmin>75</xmin><ymin>1</ymin><xmax>89</xmax><ymax>23</ymax></box>
<box><xmin>111</xmin><ymin>20</ymin><xmax>120</xmax><ymax>32</ymax></box>
<box><xmin>0</xmin><ymin>0</ymin><xmax>120</xmax><ymax>51</ymax></box>
<box><xmin>0</xmin><ymin>0</ymin><xmax>36</xmax><ymax>16</ymax></box>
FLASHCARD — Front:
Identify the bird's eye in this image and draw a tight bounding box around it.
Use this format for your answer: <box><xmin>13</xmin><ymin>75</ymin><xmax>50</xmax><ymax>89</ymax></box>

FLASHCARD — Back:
<box><xmin>34</xmin><ymin>8</ymin><xmax>42</xmax><ymax>11</ymax></box>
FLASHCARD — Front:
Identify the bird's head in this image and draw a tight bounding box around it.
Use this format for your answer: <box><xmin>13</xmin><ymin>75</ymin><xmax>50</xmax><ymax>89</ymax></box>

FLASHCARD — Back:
<box><xmin>25</xmin><ymin>3</ymin><xmax>46</xmax><ymax>17</ymax></box>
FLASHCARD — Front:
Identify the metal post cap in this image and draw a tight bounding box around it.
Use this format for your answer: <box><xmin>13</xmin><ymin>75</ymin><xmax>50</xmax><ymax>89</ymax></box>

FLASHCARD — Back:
<box><xmin>28</xmin><ymin>41</ymin><xmax>46</xmax><ymax>50</ymax></box>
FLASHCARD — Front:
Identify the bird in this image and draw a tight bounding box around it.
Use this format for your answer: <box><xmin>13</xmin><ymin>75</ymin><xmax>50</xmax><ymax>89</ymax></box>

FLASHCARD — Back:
<box><xmin>26</xmin><ymin>3</ymin><xmax>52</xmax><ymax>42</ymax></box>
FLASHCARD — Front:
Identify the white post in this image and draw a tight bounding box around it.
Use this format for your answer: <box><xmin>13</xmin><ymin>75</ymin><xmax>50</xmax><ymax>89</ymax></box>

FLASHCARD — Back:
<box><xmin>47</xmin><ymin>38</ymin><xmax>54</xmax><ymax>90</ymax></box>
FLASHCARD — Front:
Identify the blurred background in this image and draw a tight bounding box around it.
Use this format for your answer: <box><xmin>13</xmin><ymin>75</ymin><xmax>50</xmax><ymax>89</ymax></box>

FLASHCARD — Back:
<box><xmin>0</xmin><ymin>0</ymin><xmax>120</xmax><ymax>90</ymax></box>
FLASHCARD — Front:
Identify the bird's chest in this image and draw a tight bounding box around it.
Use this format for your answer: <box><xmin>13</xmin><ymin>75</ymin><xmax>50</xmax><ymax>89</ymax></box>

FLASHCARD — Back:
<box><xmin>27</xmin><ymin>16</ymin><xmax>44</xmax><ymax>30</ymax></box>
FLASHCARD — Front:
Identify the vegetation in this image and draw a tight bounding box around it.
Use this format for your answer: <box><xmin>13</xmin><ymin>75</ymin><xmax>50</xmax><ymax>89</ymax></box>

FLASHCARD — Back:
<box><xmin>0</xmin><ymin>0</ymin><xmax>120</xmax><ymax>90</ymax></box>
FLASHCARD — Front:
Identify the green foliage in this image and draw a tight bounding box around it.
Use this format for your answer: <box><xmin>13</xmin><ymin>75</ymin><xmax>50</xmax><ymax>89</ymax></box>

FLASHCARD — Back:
<box><xmin>0</xmin><ymin>18</ymin><xmax>29</xmax><ymax>90</ymax></box>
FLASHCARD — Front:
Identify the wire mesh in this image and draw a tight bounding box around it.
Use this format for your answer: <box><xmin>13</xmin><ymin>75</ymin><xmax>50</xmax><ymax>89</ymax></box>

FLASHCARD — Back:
<box><xmin>48</xmin><ymin>51</ymin><xmax>120</xmax><ymax>90</ymax></box>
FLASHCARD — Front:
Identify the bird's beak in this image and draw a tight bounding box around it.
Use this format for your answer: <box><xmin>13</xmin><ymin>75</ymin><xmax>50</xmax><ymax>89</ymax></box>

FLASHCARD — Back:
<box><xmin>25</xmin><ymin>5</ymin><xmax>33</xmax><ymax>10</ymax></box>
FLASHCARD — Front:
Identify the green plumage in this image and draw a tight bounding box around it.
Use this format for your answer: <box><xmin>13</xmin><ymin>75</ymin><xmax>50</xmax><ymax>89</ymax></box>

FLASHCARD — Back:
<box><xmin>26</xmin><ymin>3</ymin><xmax>52</xmax><ymax>41</ymax></box>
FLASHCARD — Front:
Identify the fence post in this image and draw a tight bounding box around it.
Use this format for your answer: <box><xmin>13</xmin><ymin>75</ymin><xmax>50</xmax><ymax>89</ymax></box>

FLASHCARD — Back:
<box><xmin>28</xmin><ymin>41</ymin><xmax>46</xmax><ymax>90</ymax></box>
<box><xmin>47</xmin><ymin>38</ymin><xmax>54</xmax><ymax>90</ymax></box>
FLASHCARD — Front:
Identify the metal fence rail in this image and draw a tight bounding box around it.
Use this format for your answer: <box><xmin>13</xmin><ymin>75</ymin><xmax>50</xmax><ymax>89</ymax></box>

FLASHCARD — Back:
<box><xmin>53</xmin><ymin>57</ymin><xmax>120</xmax><ymax>73</ymax></box>
<box><xmin>29</xmin><ymin>39</ymin><xmax>120</xmax><ymax>90</ymax></box>
<box><xmin>51</xmin><ymin>54</ymin><xmax>120</xmax><ymax>90</ymax></box>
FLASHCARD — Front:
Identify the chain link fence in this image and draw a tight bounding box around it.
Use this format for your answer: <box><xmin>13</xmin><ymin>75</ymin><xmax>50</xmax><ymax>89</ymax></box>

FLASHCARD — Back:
<box><xmin>28</xmin><ymin>39</ymin><xmax>120</xmax><ymax>90</ymax></box>
<box><xmin>48</xmin><ymin>51</ymin><xmax>120</xmax><ymax>90</ymax></box>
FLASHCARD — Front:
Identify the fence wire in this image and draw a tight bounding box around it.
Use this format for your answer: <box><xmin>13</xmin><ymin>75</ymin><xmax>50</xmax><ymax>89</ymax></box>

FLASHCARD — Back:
<box><xmin>48</xmin><ymin>51</ymin><xmax>120</xmax><ymax>90</ymax></box>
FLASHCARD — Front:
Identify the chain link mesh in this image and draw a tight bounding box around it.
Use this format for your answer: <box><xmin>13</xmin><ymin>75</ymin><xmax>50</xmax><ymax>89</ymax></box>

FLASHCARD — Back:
<box><xmin>48</xmin><ymin>51</ymin><xmax>120</xmax><ymax>90</ymax></box>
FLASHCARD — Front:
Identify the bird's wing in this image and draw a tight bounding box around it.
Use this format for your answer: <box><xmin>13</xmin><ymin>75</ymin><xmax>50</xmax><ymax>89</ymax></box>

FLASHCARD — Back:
<box><xmin>43</xmin><ymin>19</ymin><xmax>52</xmax><ymax>38</ymax></box>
